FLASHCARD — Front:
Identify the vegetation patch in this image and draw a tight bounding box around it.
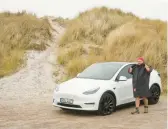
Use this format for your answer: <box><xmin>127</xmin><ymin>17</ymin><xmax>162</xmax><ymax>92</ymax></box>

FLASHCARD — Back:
<box><xmin>0</xmin><ymin>11</ymin><xmax>52</xmax><ymax>77</ymax></box>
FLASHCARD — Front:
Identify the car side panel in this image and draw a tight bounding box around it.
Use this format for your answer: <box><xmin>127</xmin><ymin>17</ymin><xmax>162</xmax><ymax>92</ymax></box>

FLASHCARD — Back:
<box><xmin>149</xmin><ymin>70</ymin><xmax>162</xmax><ymax>92</ymax></box>
<box><xmin>97</xmin><ymin>82</ymin><xmax>123</xmax><ymax>106</ymax></box>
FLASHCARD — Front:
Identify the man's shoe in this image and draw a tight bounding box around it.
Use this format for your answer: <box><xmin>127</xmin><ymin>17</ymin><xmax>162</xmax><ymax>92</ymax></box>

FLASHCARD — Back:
<box><xmin>131</xmin><ymin>108</ymin><xmax>140</xmax><ymax>114</ymax></box>
<box><xmin>144</xmin><ymin>106</ymin><xmax>148</xmax><ymax>113</ymax></box>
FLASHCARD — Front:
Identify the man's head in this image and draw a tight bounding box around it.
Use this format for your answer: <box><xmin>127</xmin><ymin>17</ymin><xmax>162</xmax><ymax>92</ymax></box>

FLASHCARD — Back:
<box><xmin>137</xmin><ymin>57</ymin><xmax>144</xmax><ymax>65</ymax></box>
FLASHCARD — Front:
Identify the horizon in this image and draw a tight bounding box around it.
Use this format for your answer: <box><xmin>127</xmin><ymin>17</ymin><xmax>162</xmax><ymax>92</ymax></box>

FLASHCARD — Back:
<box><xmin>0</xmin><ymin>0</ymin><xmax>167</xmax><ymax>21</ymax></box>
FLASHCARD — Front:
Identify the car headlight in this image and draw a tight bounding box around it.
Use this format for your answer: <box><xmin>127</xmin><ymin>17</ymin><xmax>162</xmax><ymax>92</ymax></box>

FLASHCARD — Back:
<box><xmin>55</xmin><ymin>86</ymin><xmax>59</xmax><ymax>92</ymax></box>
<box><xmin>83</xmin><ymin>87</ymin><xmax>100</xmax><ymax>95</ymax></box>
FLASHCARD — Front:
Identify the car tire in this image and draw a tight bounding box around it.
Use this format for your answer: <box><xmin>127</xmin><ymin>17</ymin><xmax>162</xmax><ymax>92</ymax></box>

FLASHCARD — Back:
<box><xmin>148</xmin><ymin>85</ymin><xmax>160</xmax><ymax>105</ymax></box>
<box><xmin>97</xmin><ymin>93</ymin><xmax>116</xmax><ymax>116</ymax></box>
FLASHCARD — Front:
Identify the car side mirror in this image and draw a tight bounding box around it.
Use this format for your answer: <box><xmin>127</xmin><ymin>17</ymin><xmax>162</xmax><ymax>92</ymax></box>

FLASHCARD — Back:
<box><xmin>118</xmin><ymin>76</ymin><xmax>127</xmax><ymax>81</ymax></box>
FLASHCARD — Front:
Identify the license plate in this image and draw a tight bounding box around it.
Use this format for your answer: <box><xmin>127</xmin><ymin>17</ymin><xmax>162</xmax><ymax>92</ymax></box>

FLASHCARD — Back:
<box><xmin>60</xmin><ymin>98</ymin><xmax>74</xmax><ymax>104</ymax></box>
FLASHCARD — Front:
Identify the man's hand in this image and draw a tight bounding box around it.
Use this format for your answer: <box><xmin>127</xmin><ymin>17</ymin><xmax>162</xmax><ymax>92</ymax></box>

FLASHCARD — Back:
<box><xmin>129</xmin><ymin>67</ymin><xmax>132</xmax><ymax>73</ymax></box>
<box><xmin>145</xmin><ymin>64</ymin><xmax>150</xmax><ymax>71</ymax></box>
<box><xmin>133</xmin><ymin>88</ymin><xmax>136</xmax><ymax>92</ymax></box>
<box><xmin>145</xmin><ymin>64</ymin><xmax>149</xmax><ymax>68</ymax></box>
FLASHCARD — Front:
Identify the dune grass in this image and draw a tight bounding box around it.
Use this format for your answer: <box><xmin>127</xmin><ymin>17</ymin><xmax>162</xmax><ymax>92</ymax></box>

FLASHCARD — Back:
<box><xmin>52</xmin><ymin>17</ymin><xmax>69</xmax><ymax>27</ymax></box>
<box><xmin>57</xmin><ymin>7</ymin><xmax>167</xmax><ymax>93</ymax></box>
<box><xmin>59</xmin><ymin>7</ymin><xmax>137</xmax><ymax>47</ymax></box>
<box><xmin>0</xmin><ymin>11</ymin><xmax>52</xmax><ymax>77</ymax></box>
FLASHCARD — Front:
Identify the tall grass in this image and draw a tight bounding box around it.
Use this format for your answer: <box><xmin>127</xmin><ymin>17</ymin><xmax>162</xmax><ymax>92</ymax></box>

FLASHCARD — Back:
<box><xmin>59</xmin><ymin>7</ymin><xmax>137</xmax><ymax>46</ymax></box>
<box><xmin>57</xmin><ymin>7</ymin><xmax>167</xmax><ymax>93</ymax></box>
<box><xmin>0</xmin><ymin>11</ymin><xmax>52</xmax><ymax>77</ymax></box>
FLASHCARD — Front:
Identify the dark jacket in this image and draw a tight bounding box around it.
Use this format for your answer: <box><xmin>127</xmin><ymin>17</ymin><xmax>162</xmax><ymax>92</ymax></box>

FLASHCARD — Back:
<box><xmin>128</xmin><ymin>64</ymin><xmax>153</xmax><ymax>97</ymax></box>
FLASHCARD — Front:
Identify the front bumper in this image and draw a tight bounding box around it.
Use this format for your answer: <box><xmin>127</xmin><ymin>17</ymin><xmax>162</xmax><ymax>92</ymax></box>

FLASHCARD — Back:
<box><xmin>52</xmin><ymin>90</ymin><xmax>99</xmax><ymax>111</ymax></box>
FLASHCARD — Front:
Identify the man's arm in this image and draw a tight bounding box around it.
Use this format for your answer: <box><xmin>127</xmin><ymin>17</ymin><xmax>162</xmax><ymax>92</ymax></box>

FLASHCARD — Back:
<box><xmin>128</xmin><ymin>64</ymin><xmax>136</xmax><ymax>74</ymax></box>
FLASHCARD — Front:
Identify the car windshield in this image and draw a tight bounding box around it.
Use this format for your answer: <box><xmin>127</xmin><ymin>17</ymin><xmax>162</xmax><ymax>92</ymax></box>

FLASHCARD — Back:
<box><xmin>77</xmin><ymin>63</ymin><xmax>123</xmax><ymax>80</ymax></box>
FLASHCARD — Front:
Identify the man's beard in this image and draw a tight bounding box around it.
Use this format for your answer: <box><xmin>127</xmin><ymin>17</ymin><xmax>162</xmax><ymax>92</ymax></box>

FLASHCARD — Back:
<box><xmin>138</xmin><ymin>63</ymin><xmax>144</xmax><ymax>66</ymax></box>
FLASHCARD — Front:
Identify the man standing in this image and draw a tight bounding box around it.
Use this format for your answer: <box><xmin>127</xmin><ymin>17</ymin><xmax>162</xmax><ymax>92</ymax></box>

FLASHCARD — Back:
<box><xmin>128</xmin><ymin>57</ymin><xmax>152</xmax><ymax>114</ymax></box>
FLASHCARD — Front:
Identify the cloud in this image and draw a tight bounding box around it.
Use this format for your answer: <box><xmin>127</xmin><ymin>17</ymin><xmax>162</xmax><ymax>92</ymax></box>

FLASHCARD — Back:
<box><xmin>0</xmin><ymin>0</ymin><xmax>167</xmax><ymax>20</ymax></box>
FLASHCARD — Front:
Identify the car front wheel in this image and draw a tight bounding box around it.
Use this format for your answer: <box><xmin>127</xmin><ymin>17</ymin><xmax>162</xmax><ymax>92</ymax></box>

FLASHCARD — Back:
<box><xmin>98</xmin><ymin>93</ymin><xmax>116</xmax><ymax>116</ymax></box>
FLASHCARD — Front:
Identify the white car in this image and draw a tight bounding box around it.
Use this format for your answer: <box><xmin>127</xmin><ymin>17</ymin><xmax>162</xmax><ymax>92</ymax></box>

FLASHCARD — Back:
<box><xmin>53</xmin><ymin>62</ymin><xmax>162</xmax><ymax>115</ymax></box>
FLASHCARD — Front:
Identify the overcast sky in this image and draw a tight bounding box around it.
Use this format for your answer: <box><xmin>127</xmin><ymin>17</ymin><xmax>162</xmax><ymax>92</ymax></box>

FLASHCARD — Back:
<box><xmin>0</xmin><ymin>0</ymin><xmax>167</xmax><ymax>20</ymax></box>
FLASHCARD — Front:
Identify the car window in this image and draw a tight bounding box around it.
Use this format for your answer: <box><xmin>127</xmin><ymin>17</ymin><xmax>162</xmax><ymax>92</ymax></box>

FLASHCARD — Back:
<box><xmin>116</xmin><ymin>64</ymin><xmax>133</xmax><ymax>80</ymax></box>
<box><xmin>77</xmin><ymin>63</ymin><xmax>123</xmax><ymax>80</ymax></box>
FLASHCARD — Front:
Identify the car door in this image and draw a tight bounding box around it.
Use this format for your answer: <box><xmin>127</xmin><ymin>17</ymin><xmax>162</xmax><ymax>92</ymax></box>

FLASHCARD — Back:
<box><xmin>115</xmin><ymin>64</ymin><xmax>134</xmax><ymax>105</ymax></box>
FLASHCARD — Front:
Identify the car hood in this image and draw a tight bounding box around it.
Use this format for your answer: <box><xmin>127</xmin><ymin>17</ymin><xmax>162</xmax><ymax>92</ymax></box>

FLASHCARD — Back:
<box><xmin>58</xmin><ymin>78</ymin><xmax>109</xmax><ymax>94</ymax></box>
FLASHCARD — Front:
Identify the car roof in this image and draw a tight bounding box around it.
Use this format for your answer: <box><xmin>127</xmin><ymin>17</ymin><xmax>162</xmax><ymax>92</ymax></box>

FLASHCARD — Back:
<box><xmin>93</xmin><ymin>61</ymin><xmax>136</xmax><ymax>66</ymax></box>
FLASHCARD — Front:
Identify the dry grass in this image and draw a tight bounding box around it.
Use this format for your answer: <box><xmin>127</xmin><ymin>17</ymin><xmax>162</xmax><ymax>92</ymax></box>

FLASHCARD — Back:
<box><xmin>52</xmin><ymin>17</ymin><xmax>69</xmax><ymax>27</ymax></box>
<box><xmin>57</xmin><ymin>43</ymin><xmax>86</xmax><ymax>65</ymax></box>
<box><xmin>57</xmin><ymin>7</ymin><xmax>167</xmax><ymax>93</ymax></box>
<box><xmin>59</xmin><ymin>7</ymin><xmax>137</xmax><ymax>47</ymax></box>
<box><xmin>0</xmin><ymin>11</ymin><xmax>52</xmax><ymax>77</ymax></box>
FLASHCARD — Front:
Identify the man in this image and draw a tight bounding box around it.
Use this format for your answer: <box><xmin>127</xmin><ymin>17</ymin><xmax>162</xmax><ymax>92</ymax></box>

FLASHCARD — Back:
<box><xmin>128</xmin><ymin>57</ymin><xmax>152</xmax><ymax>114</ymax></box>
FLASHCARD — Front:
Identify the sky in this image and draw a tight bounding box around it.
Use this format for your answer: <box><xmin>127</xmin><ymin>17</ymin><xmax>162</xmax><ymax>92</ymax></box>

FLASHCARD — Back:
<box><xmin>0</xmin><ymin>0</ymin><xmax>167</xmax><ymax>21</ymax></box>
